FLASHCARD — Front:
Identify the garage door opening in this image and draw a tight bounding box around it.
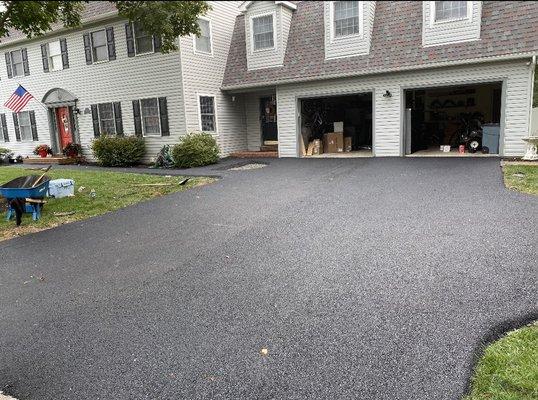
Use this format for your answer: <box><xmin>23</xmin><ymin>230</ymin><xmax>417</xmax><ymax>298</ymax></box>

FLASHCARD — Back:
<box><xmin>404</xmin><ymin>82</ymin><xmax>502</xmax><ymax>156</ymax></box>
<box><xmin>300</xmin><ymin>93</ymin><xmax>373</xmax><ymax>157</ymax></box>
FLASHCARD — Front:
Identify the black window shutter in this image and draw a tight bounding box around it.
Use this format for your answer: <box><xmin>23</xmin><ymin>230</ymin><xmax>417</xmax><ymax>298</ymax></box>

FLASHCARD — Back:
<box><xmin>21</xmin><ymin>48</ymin><xmax>29</xmax><ymax>76</ymax></box>
<box><xmin>29</xmin><ymin>110</ymin><xmax>38</xmax><ymax>141</ymax></box>
<box><xmin>158</xmin><ymin>97</ymin><xmax>169</xmax><ymax>136</ymax></box>
<box><xmin>60</xmin><ymin>38</ymin><xmax>69</xmax><ymax>69</ymax></box>
<box><xmin>153</xmin><ymin>36</ymin><xmax>162</xmax><ymax>53</ymax></box>
<box><xmin>1</xmin><ymin>114</ymin><xmax>8</xmax><ymax>142</ymax></box>
<box><xmin>83</xmin><ymin>33</ymin><xmax>92</xmax><ymax>65</ymax></box>
<box><xmin>106</xmin><ymin>27</ymin><xmax>116</xmax><ymax>60</ymax></box>
<box><xmin>132</xmin><ymin>100</ymin><xmax>142</xmax><ymax>137</ymax></box>
<box><xmin>41</xmin><ymin>44</ymin><xmax>49</xmax><ymax>72</ymax></box>
<box><xmin>125</xmin><ymin>23</ymin><xmax>135</xmax><ymax>57</ymax></box>
<box><xmin>91</xmin><ymin>105</ymin><xmax>100</xmax><ymax>137</ymax></box>
<box><xmin>5</xmin><ymin>53</ymin><xmax>12</xmax><ymax>78</ymax></box>
<box><xmin>12</xmin><ymin>113</ymin><xmax>20</xmax><ymax>141</ymax></box>
<box><xmin>113</xmin><ymin>102</ymin><xmax>123</xmax><ymax>135</ymax></box>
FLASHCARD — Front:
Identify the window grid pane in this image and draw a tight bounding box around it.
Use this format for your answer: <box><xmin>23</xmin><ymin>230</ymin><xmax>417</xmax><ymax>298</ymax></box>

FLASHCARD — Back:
<box><xmin>334</xmin><ymin>1</ymin><xmax>359</xmax><ymax>37</ymax></box>
<box><xmin>98</xmin><ymin>103</ymin><xmax>116</xmax><ymax>135</ymax></box>
<box><xmin>253</xmin><ymin>15</ymin><xmax>274</xmax><ymax>50</ymax></box>
<box><xmin>134</xmin><ymin>23</ymin><xmax>153</xmax><ymax>54</ymax></box>
<box><xmin>141</xmin><ymin>98</ymin><xmax>160</xmax><ymax>136</ymax></box>
<box><xmin>435</xmin><ymin>1</ymin><xmax>467</xmax><ymax>21</ymax></box>
<box><xmin>199</xmin><ymin>96</ymin><xmax>215</xmax><ymax>132</ymax></box>
<box><xmin>196</xmin><ymin>19</ymin><xmax>212</xmax><ymax>53</ymax></box>
<box><xmin>91</xmin><ymin>30</ymin><xmax>108</xmax><ymax>62</ymax></box>
<box><xmin>11</xmin><ymin>51</ymin><xmax>23</xmax><ymax>77</ymax></box>
<box><xmin>18</xmin><ymin>112</ymin><xmax>32</xmax><ymax>141</ymax></box>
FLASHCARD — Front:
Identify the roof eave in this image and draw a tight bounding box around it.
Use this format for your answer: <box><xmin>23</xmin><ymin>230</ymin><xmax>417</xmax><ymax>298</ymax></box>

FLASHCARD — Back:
<box><xmin>222</xmin><ymin>51</ymin><xmax>538</xmax><ymax>92</ymax></box>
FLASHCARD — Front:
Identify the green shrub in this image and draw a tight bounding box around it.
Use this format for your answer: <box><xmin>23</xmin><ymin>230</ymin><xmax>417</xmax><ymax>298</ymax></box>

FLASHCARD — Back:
<box><xmin>91</xmin><ymin>135</ymin><xmax>145</xmax><ymax>167</ymax></box>
<box><xmin>172</xmin><ymin>132</ymin><xmax>219</xmax><ymax>168</ymax></box>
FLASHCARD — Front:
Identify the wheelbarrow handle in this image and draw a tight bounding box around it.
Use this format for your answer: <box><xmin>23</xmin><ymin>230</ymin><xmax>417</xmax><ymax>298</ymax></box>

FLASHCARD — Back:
<box><xmin>31</xmin><ymin>165</ymin><xmax>52</xmax><ymax>188</ymax></box>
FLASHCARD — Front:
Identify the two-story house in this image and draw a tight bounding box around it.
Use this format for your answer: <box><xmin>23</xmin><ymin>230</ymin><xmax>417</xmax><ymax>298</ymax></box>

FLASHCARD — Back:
<box><xmin>0</xmin><ymin>1</ymin><xmax>245</xmax><ymax>161</ymax></box>
<box><xmin>0</xmin><ymin>1</ymin><xmax>537</xmax><ymax>160</ymax></box>
<box><xmin>224</xmin><ymin>1</ymin><xmax>538</xmax><ymax>158</ymax></box>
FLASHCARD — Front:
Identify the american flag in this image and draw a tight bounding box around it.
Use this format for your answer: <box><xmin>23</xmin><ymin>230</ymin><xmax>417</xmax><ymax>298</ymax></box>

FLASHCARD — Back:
<box><xmin>4</xmin><ymin>85</ymin><xmax>34</xmax><ymax>113</ymax></box>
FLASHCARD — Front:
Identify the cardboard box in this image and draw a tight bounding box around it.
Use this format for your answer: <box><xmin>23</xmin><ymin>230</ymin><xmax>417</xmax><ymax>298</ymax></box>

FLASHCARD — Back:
<box><xmin>323</xmin><ymin>132</ymin><xmax>344</xmax><ymax>153</ymax></box>
<box><xmin>344</xmin><ymin>137</ymin><xmax>352</xmax><ymax>152</ymax></box>
<box><xmin>333</xmin><ymin>121</ymin><xmax>344</xmax><ymax>133</ymax></box>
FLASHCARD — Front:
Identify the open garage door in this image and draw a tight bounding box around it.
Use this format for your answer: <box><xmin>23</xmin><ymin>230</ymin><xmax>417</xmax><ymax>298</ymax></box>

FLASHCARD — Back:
<box><xmin>300</xmin><ymin>93</ymin><xmax>373</xmax><ymax>157</ymax></box>
<box><xmin>404</xmin><ymin>82</ymin><xmax>502</xmax><ymax>156</ymax></box>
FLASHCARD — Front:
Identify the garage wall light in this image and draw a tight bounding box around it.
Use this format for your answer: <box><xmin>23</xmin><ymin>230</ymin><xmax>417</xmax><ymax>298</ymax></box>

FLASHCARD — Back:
<box><xmin>383</xmin><ymin>90</ymin><xmax>392</xmax><ymax>98</ymax></box>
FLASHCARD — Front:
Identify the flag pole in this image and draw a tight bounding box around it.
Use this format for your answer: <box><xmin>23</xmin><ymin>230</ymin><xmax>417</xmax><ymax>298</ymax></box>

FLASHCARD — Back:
<box><xmin>17</xmin><ymin>82</ymin><xmax>49</xmax><ymax>111</ymax></box>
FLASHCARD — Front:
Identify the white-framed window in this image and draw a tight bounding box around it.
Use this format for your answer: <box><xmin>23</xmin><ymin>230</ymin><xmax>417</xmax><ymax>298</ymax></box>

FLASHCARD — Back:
<box><xmin>47</xmin><ymin>40</ymin><xmax>63</xmax><ymax>71</ymax></box>
<box><xmin>98</xmin><ymin>103</ymin><xmax>116</xmax><ymax>134</ymax></box>
<box><xmin>90</xmin><ymin>29</ymin><xmax>108</xmax><ymax>62</ymax></box>
<box><xmin>198</xmin><ymin>95</ymin><xmax>216</xmax><ymax>132</ymax></box>
<box><xmin>9</xmin><ymin>50</ymin><xmax>24</xmax><ymax>77</ymax></box>
<box><xmin>195</xmin><ymin>18</ymin><xmax>212</xmax><ymax>54</ymax></box>
<box><xmin>133</xmin><ymin>22</ymin><xmax>154</xmax><ymax>55</ymax></box>
<box><xmin>333</xmin><ymin>1</ymin><xmax>360</xmax><ymax>38</ymax></box>
<box><xmin>251</xmin><ymin>13</ymin><xmax>275</xmax><ymax>51</ymax></box>
<box><xmin>140</xmin><ymin>98</ymin><xmax>160</xmax><ymax>136</ymax></box>
<box><xmin>17</xmin><ymin>111</ymin><xmax>32</xmax><ymax>141</ymax></box>
<box><xmin>433</xmin><ymin>1</ymin><xmax>470</xmax><ymax>22</ymax></box>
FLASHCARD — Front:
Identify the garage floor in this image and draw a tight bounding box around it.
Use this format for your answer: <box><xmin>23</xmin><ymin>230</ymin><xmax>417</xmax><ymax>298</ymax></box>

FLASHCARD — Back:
<box><xmin>408</xmin><ymin>147</ymin><xmax>498</xmax><ymax>157</ymax></box>
<box><xmin>307</xmin><ymin>150</ymin><xmax>373</xmax><ymax>158</ymax></box>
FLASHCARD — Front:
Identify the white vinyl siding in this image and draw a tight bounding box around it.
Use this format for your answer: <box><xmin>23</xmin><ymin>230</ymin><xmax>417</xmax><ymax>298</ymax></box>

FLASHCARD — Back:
<box><xmin>333</xmin><ymin>1</ymin><xmax>360</xmax><ymax>37</ymax></box>
<box><xmin>423</xmin><ymin>1</ymin><xmax>479</xmax><ymax>47</ymax></box>
<box><xmin>10</xmin><ymin>50</ymin><xmax>23</xmax><ymax>77</ymax></box>
<box><xmin>97</xmin><ymin>103</ymin><xmax>116</xmax><ymax>135</ymax></box>
<box><xmin>133</xmin><ymin>22</ymin><xmax>154</xmax><ymax>55</ymax></box>
<box><xmin>47</xmin><ymin>41</ymin><xmax>63</xmax><ymax>71</ymax></box>
<box><xmin>434</xmin><ymin>1</ymin><xmax>468</xmax><ymax>22</ymax></box>
<box><xmin>199</xmin><ymin>96</ymin><xmax>216</xmax><ymax>132</ymax></box>
<box><xmin>252</xmin><ymin>14</ymin><xmax>274</xmax><ymax>51</ymax></box>
<box><xmin>90</xmin><ymin>30</ymin><xmax>108</xmax><ymax>62</ymax></box>
<box><xmin>195</xmin><ymin>18</ymin><xmax>212</xmax><ymax>54</ymax></box>
<box><xmin>17</xmin><ymin>111</ymin><xmax>32</xmax><ymax>141</ymax></box>
<box><xmin>276</xmin><ymin>60</ymin><xmax>532</xmax><ymax>158</ymax></box>
<box><xmin>325</xmin><ymin>1</ymin><xmax>372</xmax><ymax>60</ymax></box>
<box><xmin>141</xmin><ymin>98</ymin><xmax>160</xmax><ymax>136</ymax></box>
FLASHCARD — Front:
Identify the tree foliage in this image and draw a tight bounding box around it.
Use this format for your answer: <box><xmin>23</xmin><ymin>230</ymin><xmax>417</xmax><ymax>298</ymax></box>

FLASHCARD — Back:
<box><xmin>0</xmin><ymin>1</ymin><xmax>211</xmax><ymax>53</ymax></box>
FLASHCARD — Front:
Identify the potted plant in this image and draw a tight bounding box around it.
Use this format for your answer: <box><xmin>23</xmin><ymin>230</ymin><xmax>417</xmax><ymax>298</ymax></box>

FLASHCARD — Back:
<box><xmin>62</xmin><ymin>142</ymin><xmax>82</xmax><ymax>158</ymax></box>
<box><xmin>0</xmin><ymin>147</ymin><xmax>12</xmax><ymax>164</ymax></box>
<box><xmin>33</xmin><ymin>144</ymin><xmax>53</xmax><ymax>158</ymax></box>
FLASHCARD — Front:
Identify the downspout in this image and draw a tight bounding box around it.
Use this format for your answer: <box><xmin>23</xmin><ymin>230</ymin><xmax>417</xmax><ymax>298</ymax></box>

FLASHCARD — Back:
<box><xmin>528</xmin><ymin>55</ymin><xmax>537</xmax><ymax>137</ymax></box>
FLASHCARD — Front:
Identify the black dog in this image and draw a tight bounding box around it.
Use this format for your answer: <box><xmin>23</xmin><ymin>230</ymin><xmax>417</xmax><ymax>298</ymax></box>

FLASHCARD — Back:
<box><xmin>9</xmin><ymin>198</ymin><xmax>26</xmax><ymax>226</ymax></box>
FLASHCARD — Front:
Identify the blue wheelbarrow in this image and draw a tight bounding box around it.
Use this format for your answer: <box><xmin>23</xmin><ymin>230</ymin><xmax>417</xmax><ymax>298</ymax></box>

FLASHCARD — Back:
<box><xmin>0</xmin><ymin>174</ymin><xmax>51</xmax><ymax>221</ymax></box>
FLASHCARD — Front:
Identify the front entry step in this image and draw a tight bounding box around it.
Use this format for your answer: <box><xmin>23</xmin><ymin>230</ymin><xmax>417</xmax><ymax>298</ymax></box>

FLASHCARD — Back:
<box><xmin>24</xmin><ymin>156</ymin><xmax>78</xmax><ymax>165</ymax></box>
<box><xmin>260</xmin><ymin>144</ymin><xmax>278</xmax><ymax>152</ymax></box>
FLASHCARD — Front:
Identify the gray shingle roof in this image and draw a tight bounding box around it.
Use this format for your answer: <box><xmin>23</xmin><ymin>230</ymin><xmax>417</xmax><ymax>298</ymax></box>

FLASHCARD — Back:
<box><xmin>222</xmin><ymin>1</ymin><xmax>538</xmax><ymax>90</ymax></box>
<box><xmin>0</xmin><ymin>1</ymin><xmax>118</xmax><ymax>45</ymax></box>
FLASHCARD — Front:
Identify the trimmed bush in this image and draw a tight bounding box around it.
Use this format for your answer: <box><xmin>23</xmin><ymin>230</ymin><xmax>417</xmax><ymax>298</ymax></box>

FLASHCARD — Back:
<box><xmin>172</xmin><ymin>132</ymin><xmax>219</xmax><ymax>168</ymax></box>
<box><xmin>92</xmin><ymin>135</ymin><xmax>145</xmax><ymax>167</ymax></box>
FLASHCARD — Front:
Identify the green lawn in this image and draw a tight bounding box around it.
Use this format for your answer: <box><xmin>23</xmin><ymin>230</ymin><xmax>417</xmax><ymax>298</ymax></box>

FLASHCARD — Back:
<box><xmin>503</xmin><ymin>165</ymin><xmax>538</xmax><ymax>195</ymax></box>
<box><xmin>0</xmin><ymin>167</ymin><xmax>213</xmax><ymax>241</ymax></box>
<box><xmin>465</xmin><ymin>322</ymin><xmax>538</xmax><ymax>400</ymax></box>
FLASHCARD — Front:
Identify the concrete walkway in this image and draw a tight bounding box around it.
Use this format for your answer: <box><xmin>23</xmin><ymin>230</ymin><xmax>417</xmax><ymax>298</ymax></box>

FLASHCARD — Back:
<box><xmin>0</xmin><ymin>158</ymin><xmax>536</xmax><ymax>399</ymax></box>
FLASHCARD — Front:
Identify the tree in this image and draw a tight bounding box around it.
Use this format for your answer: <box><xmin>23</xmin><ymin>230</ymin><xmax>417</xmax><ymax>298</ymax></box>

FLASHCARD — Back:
<box><xmin>0</xmin><ymin>1</ymin><xmax>211</xmax><ymax>53</ymax></box>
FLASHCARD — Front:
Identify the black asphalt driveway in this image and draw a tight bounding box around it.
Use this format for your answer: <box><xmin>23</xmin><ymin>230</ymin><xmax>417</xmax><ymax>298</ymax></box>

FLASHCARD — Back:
<box><xmin>0</xmin><ymin>158</ymin><xmax>536</xmax><ymax>400</ymax></box>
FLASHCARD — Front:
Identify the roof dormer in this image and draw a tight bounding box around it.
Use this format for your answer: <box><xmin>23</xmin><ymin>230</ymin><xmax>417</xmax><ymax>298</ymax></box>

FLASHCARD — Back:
<box><xmin>324</xmin><ymin>1</ymin><xmax>376</xmax><ymax>60</ymax></box>
<box><xmin>422</xmin><ymin>1</ymin><xmax>481</xmax><ymax>47</ymax></box>
<box><xmin>241</xmin><ymin>1</ymin><xmax>297</xmax><ymax>70</ymax></box>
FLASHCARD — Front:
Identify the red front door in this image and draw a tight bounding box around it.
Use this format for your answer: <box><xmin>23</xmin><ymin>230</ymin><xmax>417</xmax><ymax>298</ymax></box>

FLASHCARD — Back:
<box><xmin>56</xmin><ymin>107</ymin><xmax>72</xmax><ymax>150</ymax></box>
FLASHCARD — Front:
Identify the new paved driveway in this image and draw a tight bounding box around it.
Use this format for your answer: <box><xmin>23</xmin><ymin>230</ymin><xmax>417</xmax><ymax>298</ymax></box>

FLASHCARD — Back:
<box><xmin>0</xmin><ymin>158</ymin><xmax>536</xmax><ymax>400</ymax></box>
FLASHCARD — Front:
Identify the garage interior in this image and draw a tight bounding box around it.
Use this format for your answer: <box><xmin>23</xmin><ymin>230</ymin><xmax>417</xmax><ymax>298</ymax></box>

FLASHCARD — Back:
<box><xmin>300</xmin><ymin>93</ymin><xmax>373</xmax><ymax>157</ymax></box>
<box><xmin>404</xmin><ymin>82</ymin><xmax>502</xmax><ymax>156</ymax></box>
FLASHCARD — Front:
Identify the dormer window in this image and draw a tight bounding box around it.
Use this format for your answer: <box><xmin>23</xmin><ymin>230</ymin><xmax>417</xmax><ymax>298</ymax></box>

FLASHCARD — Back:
<box><xmin>433</xmin><ymin>1</ymin><xmax>470</xmax><ymax>22</ymax></box>
<box><xmin>333</xmin><ymin>1</ymin><xmax>360</xmax><ymax>37</ymax></box>
<box><xmin>252</xmin><ymin>14</ymin><xmax>275</xmax><ymax>51</ymax></box>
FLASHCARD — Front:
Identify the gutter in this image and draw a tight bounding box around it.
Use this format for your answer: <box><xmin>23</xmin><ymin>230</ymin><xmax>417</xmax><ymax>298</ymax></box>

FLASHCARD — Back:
<box><xmin>0</xmin><ymin>11</ymin><xmax>120</xmax><ymax>49</ymax></box>
<box><xmin>528</xmin><ymin>55</ymin><xmax>537</xmax><ymax>136</ymax></box>
<box><xmin>221</xmin><ymin>51</ymin><xmax>538</xmax><ymax>92</ymax></box>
